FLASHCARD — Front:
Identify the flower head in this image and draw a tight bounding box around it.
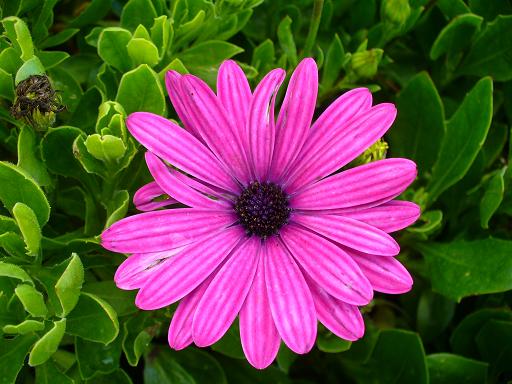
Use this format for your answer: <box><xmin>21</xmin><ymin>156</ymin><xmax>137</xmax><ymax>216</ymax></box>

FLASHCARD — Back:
<box><xmin>101</xmin><ymin>58</ymin><xmax>419</xmax><ymax>369</ymax></box>
<box><xmin>10</xmin><ymin>74</ymin><xmax>64</xmax><ymax>131</ymax></box>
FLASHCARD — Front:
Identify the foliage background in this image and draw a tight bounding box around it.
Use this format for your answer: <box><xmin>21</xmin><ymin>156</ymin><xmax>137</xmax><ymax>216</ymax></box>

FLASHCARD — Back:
<box><xmin>1</xmin><ymin>0</ymin><xmax>512</xmax><ymax>383</ymax></box>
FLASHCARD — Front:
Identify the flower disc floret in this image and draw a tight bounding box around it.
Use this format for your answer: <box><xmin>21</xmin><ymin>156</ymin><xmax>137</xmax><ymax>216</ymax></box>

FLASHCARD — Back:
<box><xmin>234</xmin><ymin>181</ymin><xmax>290</xmax><ymax>238</ymax></box>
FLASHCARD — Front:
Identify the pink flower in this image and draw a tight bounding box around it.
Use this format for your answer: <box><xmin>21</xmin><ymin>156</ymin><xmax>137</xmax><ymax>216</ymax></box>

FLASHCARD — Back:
<box><xmin>101</xmin><ymin>58</ymin><xmax>419</xmax><ymax>369</ymax></box>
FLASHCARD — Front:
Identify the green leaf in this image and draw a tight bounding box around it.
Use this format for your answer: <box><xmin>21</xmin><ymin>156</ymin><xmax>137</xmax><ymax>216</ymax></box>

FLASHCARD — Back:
<box><xmin>144</xmin><ymin>347</ymin><xmax>227</xmax><ymax>384</ymax></box>
<box><xmin>82</xmin><ymin>281</ymin><xmax>136</xmax><ymax>316</ymax></box>
<box><xmin>469</xmin><ymin>0</ymin><xmax>512</xmax><ymax>20</ymax></box>
<box><xmin>450</xmin><ymin>308</ymin><xmax>512</xmax><ymax>357</ymax></box>
<box><xmin>28</xmin><ymin>318</ymin><xmax>67</xmax><ymax>366</ymax></box>
<box><xmin>407</xmin><ymin>210</ymin><xmax>443</xmax><ymax>236</ymax></box>
<box><xmin>85</xmin><ymin>369</ymin><xmax>133</xmax><ymax>384</ymax></box>
<box><xmin>427</xmin><ymin>77</ymin><xmax>493</xmax><ymax>203</ymax></box>
<box><xmin>76</xmin><ymin>336</ymin><xmax>122</xmax><ymax>379</ymax></box>
<box><xmin>73</xmin><ymin>135</ymin><xmax>108</xmax><ymax>177</ymax></box>
<box><xmin>0</xmin><ymin>67</ymin><xmax>14</xmax><ymax>100</ymax></box>
<box><xmin>479</xmin><ymin>168</ymin><xmax>505</xmax><ymax>228</ymax></box>
<box><xmin>98</xmin><ymin>28</ymin><xmax>133</xmax><ymax>72</ymax></box>
<box><xmin>105</xmin><ymin>190</ymin><xmax>130</xmax><ymax>229</ymax></box>
<box><xmin>54</xmin><ymin>253</ymin><xmax>85</xmax><ymax>317</ymax></box>
<box><xmin>436</xmin><ymin>0</ymin><xmax>471</xmax><ymax>18</ymax></box>
<box><xmin>150</xmin><ymin>15</ymin><xmax>172</xmax><ymax>58</ymax></box>
<box><xmin>17</xmin><ymin>126</ymin><xmax>51</xmax><ymax>186</ymax></box>
<box><xmin>417</xmin><ymin>291</ymin><xmax>455</xmax><ymax>343</ymax></box>
<box><xmin>3</xmin><ymin>319</ymin><xmax>45</xmax><ymax>334</ymax></box>
<box><xmin>2</xmin><ymin>16</ymin><xmax>34</xmax><ymax>61</ymax></box>
<box><xmin>0</xmin><ymin>161</ymin><xmax>50</xmax><ymax>226</ymax></box>
<box><xmin>69</xmin><ymin>0</ymin><xmax>113</xmax><ymax>28</ymax></box>
<box><xmin>173</xmin><ymin>10</ymin><xmax>206</xmax><ymax>49</ymax></box>
<box><xmin>0</xmin><ymin>334</ymin><xmax>38</xmax><ymax>384</ymax></box>
<box><xmin>317</xmin><ymin>331</ymin><xmax>352</xmax><ymax>353</ymax></box>
<box><xmin>0</xmin><ymin>47</ymin><xmax>23</xmax><ymax>74</ymax></box>
<box><xmin>30</xmin><ymin>0</ymin><xmax>58</xmax><ymax>42</ymax></box>
<box><xmin>127</xmin><ymin>38</ymin><xmax>160</xmax><ymax>68</ymax></box>
<box><xmin>427</xmin><ymin>353</ymin><xmax>488</xmax><ymax>384</ymax></box>
<box><xmin>35</xmin><ymin>359</ymin><xmax>74</xmax><ymax>384</ymax></box>
<box><xmin>276</xmin><ymin>345</ymin><xmax>298</xmax><ymax>374</ymax></box>
<box><xmin>0</xmin><ymin>261</ymin><xmax>33</xmax><ymax>285</ymax></box>
<box><xmin>13</xmin><ymin>202</ymin><xmax>41</xmax><ymax>256</ymax></box>
<box><xmin>417</xmin><ymin>238</ymin><xmax>512</xmax><ymax>301</ymax></box>
<box><xmin>211</xmin><ymin>322</ymin><xmax>244</xmax><ymax>359</ymax></box>
<box><xmin>364</xmin><ymin>329</ymin><xmax>428</xmax><ymax>384</ymax></box>
<box><xmin>277</xmin><ymin>16</ymin><xmax>297</xmax><ymax>67</ymax></box>
<box><xmin>85</xmin><ymin>134</ymin><xmax>127</xmax><ymax>163</ymax></box>
<box><xmin>40</xmin><ymin>28</ymin><xmax>79</xmax><ymax>49</ymax></box>
<box><xmin>251</xmin><ymin>39</ymin><xmax>275</xmax><ymax>74</ymax></box>
<box><xmin>0</xmin><ymin>231</ymin><xmax>26</xmax><ymax>258</ymax></box>
<box><xmin>430</xmin><ymin>14</ymin><xmax>483</xmax><ymax>60</ymax></box>
<box><xmin>116</xmin><ymin>64</ymin><xmax>166</xmax><ymax>115</ymax></box>
<box><xmin>67</xmin><ymin>292</ymin><xmax>119</xmax><ymax>344</ymax></box>
<box><xmin>321</xmin><ymin>34</ymin><xmax>345</xmax><ymax>90</ymax></box>
<box><xmin>41</xmin><ymin>126</ymin><xmax>89</xmax><ymax>179</ymax></box>
<box><xmin>15</xmin><ymin>55</ymin><xmax>45</xmax><ymax>84</ymax></box>
<box><xmin>177</xmin><ymin>41</ymin><xmax>244</xmax><ymax>84</ymax></box>
<box><xmin>389</xmin><ymin>72</ymin><xmax>445</xmax><ymax>176</ymax></box>
<box><xmin>38</xmin><ymin>50</ymin><xmax>70</xmax><ymax>70</ymax></box>
<box><xmin>48</xmin><ymin>67</ymin><xmax>83</xmax><ymax>112</ymax></box>
<box><xmin>121</xmin><ymin>0</ymin><xmax>157</xmax><ymax>31</ymax></box>
<box><xmin>458</xmin><ymin>15</ymin><xmax>512</xmax><ymax>81</ymax></box>
<box><xmin>68</xmin><ymin>86</ymin><xmax>103</xmax><ymax>134</ymax></box>
<box><xmin>15</xmin><ymin>283</ymin><xmax>47</xmax><ymax>317</ymax></box>
<box><xmin>122</xmin><ymin>313</ymin><xmax>155</xmax><ymax>366</ymax></box>
<box><xmin>475</xmin><ymin>320</ymin><xmax>512</xmax><ymax>377</ymax></box>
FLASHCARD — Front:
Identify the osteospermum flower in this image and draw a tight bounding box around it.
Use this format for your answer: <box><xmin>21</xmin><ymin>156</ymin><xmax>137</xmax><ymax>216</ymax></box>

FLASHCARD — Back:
<box><xmin>101</xmin><ymin>58</ymin><xmax>420</xmax><ymax>369</ymax></box>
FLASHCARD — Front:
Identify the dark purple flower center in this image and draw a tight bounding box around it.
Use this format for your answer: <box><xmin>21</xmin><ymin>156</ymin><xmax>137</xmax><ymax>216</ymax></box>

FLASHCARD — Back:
<box><xmin>234</xmin><ymin>181</ymin><xmax>291</xmax><ymax>238</ymax></box>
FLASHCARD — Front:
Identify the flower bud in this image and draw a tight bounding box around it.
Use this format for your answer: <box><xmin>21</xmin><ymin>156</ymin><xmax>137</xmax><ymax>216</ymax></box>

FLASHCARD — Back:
<box><xmin>349</xmin><ymin>49</ymin><xmax>383</xmax><ymax>79</ymax></box>
<box><xmin>381</xmin><ymin>0</ymin><xmax>411</xmax><ymax>28</ymax></box>
<box><xmin>10</xmin><ymin>74</ymin><xmax>64</xmax><ymax>131</ymax></box>
<box><xmin>353</xmin><ymin>139</ymin><xmax>388</xmax><ymax>166</ymax></box>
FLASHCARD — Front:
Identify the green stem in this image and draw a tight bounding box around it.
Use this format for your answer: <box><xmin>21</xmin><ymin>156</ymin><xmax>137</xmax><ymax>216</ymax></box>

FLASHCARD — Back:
<box><xmin>302</xmin><ymin>0</ymin><xmax>324</xmax><ymax>58</ymax></box>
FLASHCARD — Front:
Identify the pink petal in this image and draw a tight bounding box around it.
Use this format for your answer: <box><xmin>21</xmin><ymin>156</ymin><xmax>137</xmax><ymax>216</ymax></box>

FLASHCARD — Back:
<box><xmin>340</xmin><ymin>200</ymin><xmax>421</xmax><ymax>233</ymax></box>
<box><xmin>285</xmin><ymin>103</ymin><xmax>397</xmax><ymax>193</ymax></box>
<box><xmin>172</xmin><ymin>171</ymin><xmax>235</xmax><ymax>202</ymax></box>
<box><xmin>247</xmin><ymin>68</ymin><xmax>286</xmax><ymax>181</ymax></box>
<box><xmin>192</xmin><ymin>236</ymin><xmax>260</xmax><ymax>347</ymax></box>
<box><xmin>101</xmin><ymin>209</ymin><xmax>237</xmax><ymax>253</ymax></box>
<box><xmin>133</xmin><ymin>181</ymin><xmax>176</xmax><ymax>211</ymax></box>
<box><xmin>290</xmin><ymin>158</ymin><xmax>417</xmax><ymax>210</ymax></box>
<box><xmin>264</xmin><ymin>237</ymin><xmax>316</xmax><ymax>354</ymax></box>
<box><xmin>269</xmin><ymin>58</ymin><xmax>318</xmax><ymax>182</ymax></box>
<box><xmin>292</xmin><ymin>214</ymin><xmax>400</xmax><ymax>256</ymax></box>
<box><xmin>168</xmin><ymin>274</ymin><xmax>214</xmax><ymax>350</ymax></box>
<box><xmin>240</xmin><ymin>255</ymin><xmax>280</xmax><ymax>369</ymax></box>
<box><xmin>280</xmin><ymin>87</ymin><xmax>372</xmax><ymax>187</ymax></box>
<box><xmin>179</xmin><ymin>75</ymin><xmax>250</xmax><ymax>184</ymax></box>
<box><xmin>217</xmin><ymin>60</ymin><xmax>252</xmax><ymax>153</ymax></box>
<box><xmin>165</xmin><ymin>71</ymin><xmax>202</xmax><ymax>139</ymax></box>
<box><xmin>135</xmin><ymin>227</ymin><xmax>244</xmax><ymax>310</ymax></box>
<box><xmin>126</xmin><ymin>112</ymin><xmax>238</xmax><ymax>192</ymax></box>
<box><xmin>349</xmin><ymin>250</ymin><xmax>413</xmax><ymax>294</ymax></box>
<box><xmin>281</xmin><ymin>224</ymin><xmax>373</xmax><ymax>305</ymax></box>
<box><xmin>145</xmin><ymin>152</ymin><xmax>228</xmax><ymax>209</ymax></box>
<box><xmin>115</xmin><ymin>247</ymin><xmax>185</xmax><ymax>290</ymax></box>
<box><xmin>305</xmin><ymin>275</ymin><xmax>365</xmax><ymax>341</ymax></box>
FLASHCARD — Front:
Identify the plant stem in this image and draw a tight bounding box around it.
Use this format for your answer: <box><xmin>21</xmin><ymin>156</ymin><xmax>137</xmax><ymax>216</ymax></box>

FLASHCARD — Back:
<box><xmin>302</xmin><ymin>0</ymin><xmax>324</xmax><ymax>58</ymax></box>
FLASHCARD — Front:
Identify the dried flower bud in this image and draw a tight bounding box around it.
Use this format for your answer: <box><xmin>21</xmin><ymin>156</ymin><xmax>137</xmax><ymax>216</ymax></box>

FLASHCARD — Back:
<box><xmin>10</xmin><ymin>74</ymin><xmax>64</xmax><ymax>131</ymax></box>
